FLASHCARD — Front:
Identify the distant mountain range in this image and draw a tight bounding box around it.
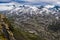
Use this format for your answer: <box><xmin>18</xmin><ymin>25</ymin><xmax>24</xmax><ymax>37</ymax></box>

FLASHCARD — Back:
<box><xmin>0</xmin><ymin>2</ymin><xmax>60</xmax><ymax>11</ymax></box>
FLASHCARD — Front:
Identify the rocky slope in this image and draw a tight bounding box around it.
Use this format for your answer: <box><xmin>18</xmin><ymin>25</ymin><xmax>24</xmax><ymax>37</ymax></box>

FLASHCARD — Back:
<box><xmin>0</xmin><ymin>4</ymin><xmax>60</xmax><ymax>40</ymax></box>
<box><xmin>0</xmin><ymin>14</ymin><xmax>42</xmax><ymax>40</ymax></box>
<box><xmin>0</xmin><ymin>14</ymin><xmax>16</xmax><ymax>40</ymax></box>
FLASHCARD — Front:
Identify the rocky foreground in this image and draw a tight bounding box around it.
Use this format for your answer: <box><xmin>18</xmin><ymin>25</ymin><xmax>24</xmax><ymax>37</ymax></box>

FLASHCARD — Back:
<box><xmin>0</xmin><ymin>14</ymin><xmax>42</xmax><ymax>40</ymax></box>
<box><xmin>0</xmin><ymin>14</ymin><xmax>15</xmax><ymax>40</ymax></box>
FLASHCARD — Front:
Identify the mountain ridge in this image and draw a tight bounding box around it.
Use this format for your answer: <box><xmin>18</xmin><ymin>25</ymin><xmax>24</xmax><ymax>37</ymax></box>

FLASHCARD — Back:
<box><xmin>0</xmin><ymin>14</ymin><xmax>16</xmax><ymax>40</ymax></box>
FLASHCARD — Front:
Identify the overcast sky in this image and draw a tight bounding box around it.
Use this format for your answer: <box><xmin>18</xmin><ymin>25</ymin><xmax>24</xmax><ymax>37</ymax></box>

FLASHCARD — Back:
<box><xmin>24</xmin><ymin>0</ymin><xmax>59</xmax><ymax>2</ymax></box>
<box><xmin>0</xmin><ymin>0</ymin><xmax>60</xmax><ymax>5</ymax></box>
<box><xmin>0</xmin><ymin>0</ymin><xmax>60</xmax><ymax>2</ymax></box>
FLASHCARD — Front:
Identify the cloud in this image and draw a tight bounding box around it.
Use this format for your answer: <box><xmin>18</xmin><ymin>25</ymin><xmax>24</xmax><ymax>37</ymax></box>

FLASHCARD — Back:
<box><xmin>24</xmin><ymin>0</ymin><xmax>60</xmax><ymax>3</ymax></box>
<box><xmin>22</xmin><ymin>0</ymin><xmax>60</xmax><ymax>5</ymax></box>
<box><xmin>0</xmin><ymin>0</ymin><xmax>60</xmax><ymax>5</ymax></box>
<box><xmin>0</xmin><ymin>0</ymin><xmax>11</xmax><ymax>2</ymax></box>
<box><xmin>0</xmin><ymin>0</ymin><xmax>60</xmax><ymax>2</ymax></box>
<box><xmin>0</xmin><ymin>0</ymin><xmax>60</xmax><ymax>3</ymax></box>
<box><xmin>0</xmin><ymin>5</ymin><xmax>13</xmax><ymax>11</ymax></box>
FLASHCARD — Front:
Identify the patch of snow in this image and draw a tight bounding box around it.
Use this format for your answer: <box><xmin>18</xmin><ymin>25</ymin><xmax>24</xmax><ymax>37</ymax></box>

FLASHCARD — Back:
<box><xmin>56</xmin><ymin>16</ymin><xmax>59</xmax><ymax>19</ymax></box>
<box><xmin>45</xmin><ymin>5</ymin><xmax>54</xmax><ymax>8</ymax></box>
<box><xmin>30</xmin><ymin>6</ymin><xmax>38</xmax><ymax>11</ymax></box>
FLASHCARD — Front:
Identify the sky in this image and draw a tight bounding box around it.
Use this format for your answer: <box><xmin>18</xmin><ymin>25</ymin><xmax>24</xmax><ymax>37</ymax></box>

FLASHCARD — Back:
<box><xmin>0</xmin><ymin>0</ymin><xmax>60</xmax><ymax>5</ymax></box>
<box><xmin>0</xmin><ymin>0</ymin><xmax>60</xmax><ymax>2</ymax></box>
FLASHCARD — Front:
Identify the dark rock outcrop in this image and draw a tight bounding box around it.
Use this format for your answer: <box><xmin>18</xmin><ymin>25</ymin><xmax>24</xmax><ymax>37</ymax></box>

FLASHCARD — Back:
<box><xmin>0</xmin><ymin>14</ymin><xmax>16</xmax><ymax>40</ymax></box>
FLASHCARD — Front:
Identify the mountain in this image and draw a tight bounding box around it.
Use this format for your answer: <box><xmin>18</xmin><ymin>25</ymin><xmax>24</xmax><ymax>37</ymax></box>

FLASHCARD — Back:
<box><xmin>0</xmin><ymin>3</ymin><xmax>60</xmax><ymax>40</ymax></box>
<box><xmin>0</xmin><ymin>14</ymin><xmax>15</xmax><ymax>40</ymax></box>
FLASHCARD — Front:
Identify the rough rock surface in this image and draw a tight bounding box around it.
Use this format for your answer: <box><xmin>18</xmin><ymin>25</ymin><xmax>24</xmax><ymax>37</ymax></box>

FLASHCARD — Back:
<box><xmin>0</xmin><ymin>14</ymin><xmax>15</xmax><ymax>40</ymax></box>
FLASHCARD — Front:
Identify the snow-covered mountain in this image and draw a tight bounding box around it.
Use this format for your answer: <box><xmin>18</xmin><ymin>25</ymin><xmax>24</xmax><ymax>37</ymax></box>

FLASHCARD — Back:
<box><xmin>0</xmin><ymin>2</ymin><xmax>60</xmax><ymax>11</ymax></box>
<box><xmin>0</xmin><ymin>2</ymin><xmax>60</xmax><ymax>20</ymax></box>
<box><xmin>0</xmin><ymin>2</ymin><xmax>60</xmax><ymax>40</ymax></box>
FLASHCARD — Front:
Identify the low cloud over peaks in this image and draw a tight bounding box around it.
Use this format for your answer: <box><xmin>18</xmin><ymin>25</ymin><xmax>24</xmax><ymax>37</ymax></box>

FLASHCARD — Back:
<box><xmin>0</xmin><ymin>0</ymin><xmax>60</xmax><ymax>5</ymax></box>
